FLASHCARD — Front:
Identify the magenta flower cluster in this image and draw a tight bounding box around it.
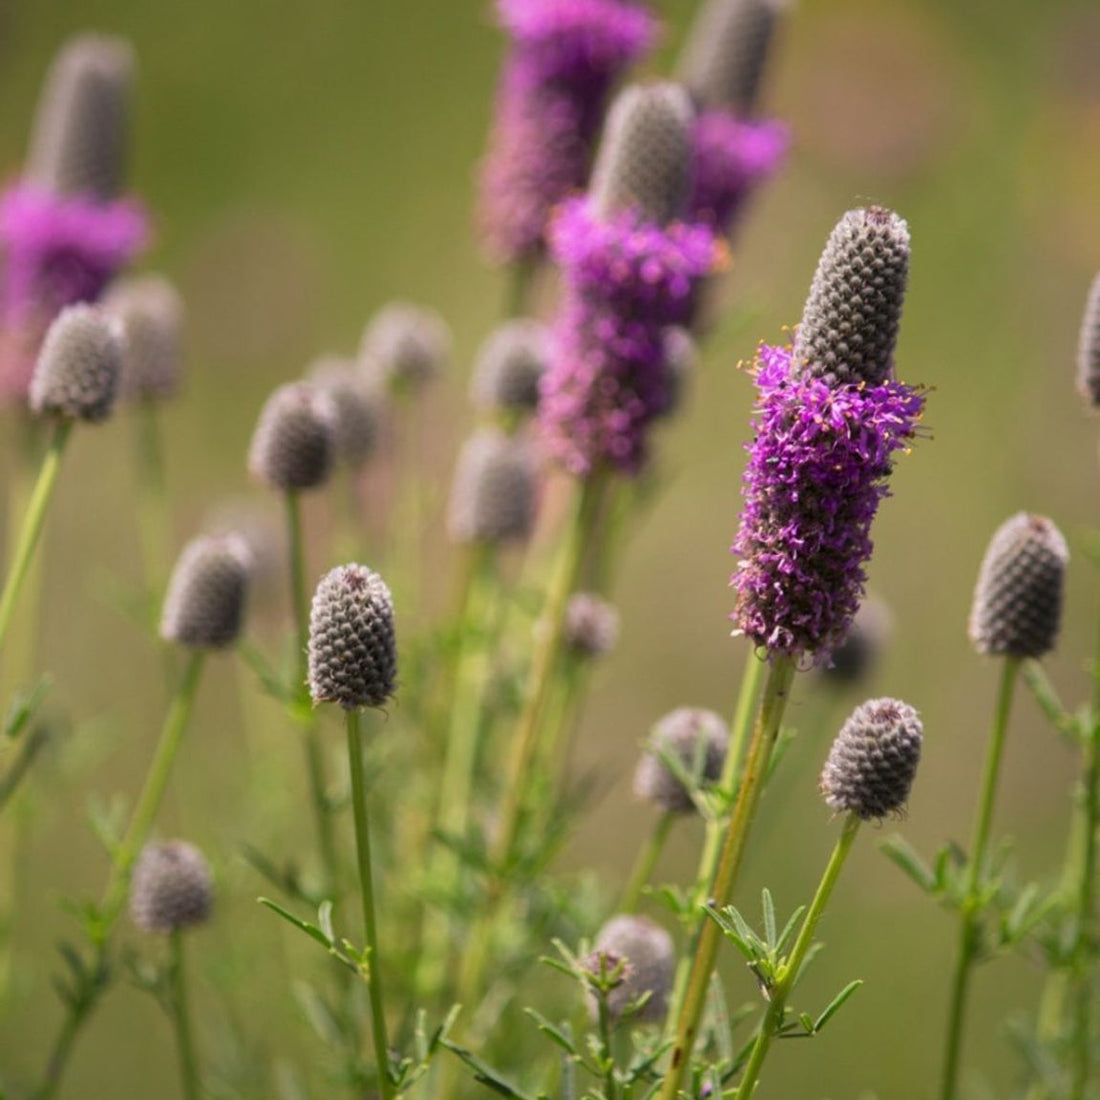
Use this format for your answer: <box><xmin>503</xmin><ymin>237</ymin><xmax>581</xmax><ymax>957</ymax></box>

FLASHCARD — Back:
<box><xmin>0</xmin><ymin>182</ymin><xmax>147</xmax><ymax>399</ymax></box>
<box><xmin>539</xmin><ymin>197</ymin><xmax>716</xmax><ymax>476</ymax></box>
<box><xmin>687</xmin><ymin>111</ymin><xmax>788</xmax><ymax>232</ymax></box>
<box><xmin>730</xmin><ymin>344</ymin><xmax>924</xmax><ymax>657</ymax></box>
<box><xmin>479</xmin><ymin>0</ymin><xmax>655</xmax><ymax>263</ymax></box>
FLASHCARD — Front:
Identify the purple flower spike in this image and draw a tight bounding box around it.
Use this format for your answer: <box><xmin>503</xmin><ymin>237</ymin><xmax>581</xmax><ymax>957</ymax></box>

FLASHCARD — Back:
<box><xmin>730</xmin><ymin>344</ymin><xmax>924</xmax><ymax>657</ymax></box>
<box><xmin>540</xmin><ymin>198</ymin><xmax>716</xmax><ymax>476</ymax></box>
<box><xmin>687</xmin><ymin>112</ymin><xmax>788</xmax><ymax>232</ymax></box>
<box><xmin>479</xmin><ymin>0</ymin><xmax>656</xmax><ymax>264</ymax></box>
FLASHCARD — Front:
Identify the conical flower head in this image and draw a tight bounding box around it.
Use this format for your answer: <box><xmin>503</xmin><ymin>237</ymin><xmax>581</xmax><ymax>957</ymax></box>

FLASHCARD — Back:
<box><xmin>1076</xmin><ymin>273</ymin><xmax>1100</xmax><ymax>407</ymax></box>
<box><xmin>129</xmin><ymin>840</ymin><xmax>213</xmax><ymax>933</ymax></box>
<box><xmin>590</xmin><ymin>83</ymin><xmax>695</xmax><ymax>226</ymax></box>
<box><xmin>160</xmin><ymin>534</ymin><xmax>251</xmax><ymax>649</ymax></box>
<box><xmin>359</xmin><ymin>302</ymin><xmax>449</xmax><ymax>396</ymax></box>
<box><xmin>792</xmin><ymin>207</ymin><xmax>910</xmax><ymax>387</ymax></box>
<box><xmin>470</xmin><ymin>319</ymin><xmax>550</xmax><ymax>415</ymax></box>
<box><xmin>820</xmin><ymin>697</ymin><xmax>922</xmax><ymax>820</ymax></box>
<box><xmin>26</xmin><ymin>34</ymin><xmax>134</xmax><ymax>201</ymax></box>
<box><xmin>589</xmin><ymin>915</ymin><xmax>675</xmax><ymax>1024</ymax></box>
<box><xmin>308</xmin><ymin>356</ymin><xmax>382</xmax><ymax>468</ymax></box>
<box><xmin>28</xmin><ymin>303</ymin><xmax>123</xmax><ymax>422</ymax></box>
<box><xmin>248</xmin><ymin>381</ymin><xmax>337</xmax><ymax>492</ymax></box>
<box><xmin>308</xmin><ymin>564</ymin><xmax>397</xmax><ymax>710</ymax></box>
<box><xmin>678</xmin><ymin>0</ymin><xmax>786</xmax><ymax>115</ymax></box>
<box><xmin>563</xmin><ymin>592</ymin><xmax>620</xmax><ymax>658</ymax></box>
<box><xmin>446</xmin><ymin>430</ymin><xmax>538</xmax><ymax>545</ymax></box>
<box><xmin>102</xmin><ymin>274</ymin><xmax>185</xmax><ymax>401</ymax></box>
<box><xmin>633</xmin><ymin>707</ymin><xmax>729</xmax><ymax>814</ymax></box>
<box><xmin>968</xmin><ymin>513</ymin><xmax>1068</xmax><ymax>659</ymax></box>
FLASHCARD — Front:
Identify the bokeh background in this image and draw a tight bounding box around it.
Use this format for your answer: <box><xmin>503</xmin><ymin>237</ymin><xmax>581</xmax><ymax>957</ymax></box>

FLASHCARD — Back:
<box><xmin>1</xmin><ymin>0</ymin><xmax>1100</xmax><ymax>1097</ymax></box>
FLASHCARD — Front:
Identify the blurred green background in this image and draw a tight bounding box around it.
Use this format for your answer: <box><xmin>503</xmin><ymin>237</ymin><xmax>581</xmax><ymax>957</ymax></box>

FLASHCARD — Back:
<box><xmin>2</xmin><ymin>0</ymin><xmax>1100</xmax><ymax>1096</ymax></box>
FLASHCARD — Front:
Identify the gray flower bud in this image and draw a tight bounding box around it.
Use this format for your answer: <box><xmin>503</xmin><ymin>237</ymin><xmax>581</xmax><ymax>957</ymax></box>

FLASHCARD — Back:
<box><xmin>563</xmin><ymin>593</ymin><xmax>620</xmax><ymax>659</ymax></box>
<box><xmin>968</xmin><ymin>513</ymin><xmax>1068</xmax><ymax>659</ymax></box>
<box><xmin>792</xmin><ymin>207</ymin><xmax>910</xmax><ymax>388</ymax></box>
<box><xmin>308</xmin><ymin>355</ymin><xmax>382</xmax><ymax>467</ymax></box>
<box><xmin>102</xmin><ymin>274</ymin><xmax>185</xmax><ymax>401</ymax></box>
<box><xmin>1076</xmin><ymin>273</ymin><xmax>1100</xmax><ymax>407</ymax></box>
<box><xmin>589</xmin><ymin>915</ymin><xmax>675</xmax><ymax>1024</ymax></box>
<box><xmin>590</xmin><ymin>83</ymin><xmax>695</xmax><ymax>226</ymax></box>
<box><xmin>247</xmin><ymin>382</ymin><xmax>337</xmax><ymax>492</ymax></box>
<box><xmin>820</xmin><ymin>698</ymin><xmax>922</xmax><ymax>820</ymax></box>
<box><xmin>308</xmin><ymin>564</ymin><xmax>397</xmax><ymax>709</ymax></box>
<box><xmin>160</xmin><ymin>534</ymin><xmax>251</xmax><ymax>649</ymax></box>
<box><xmin>469</xmin><ymin>320</ymin><xmax>550</xmax><ymax>415</ymax></box>
<box><xmin>29</xmin><ymin>304</ymin><xmax>123</xmax><ymax>422</ymax></box>
<box><xmin>446</xmin><ymin>430</ymin><xmax>538</xmax><ymax>545</ymax></box>
<box><xmin>26</xmin><ymin>34</ymin><xmax>134</xmax><ymax>200</ymax></box>
<box><xmin>633</xmin><ymin>707</ymin><xmax>729</xmax><ymax>814</ymax></box>
<box><xmin>359</xmin><ymin>302</ymin><xmax>449</xmax><ymax>395</ymax></box>
<box><xmin>129</xmin><ymin>840</ymin><xmax>213</xmax><ymax>933</ymax></box>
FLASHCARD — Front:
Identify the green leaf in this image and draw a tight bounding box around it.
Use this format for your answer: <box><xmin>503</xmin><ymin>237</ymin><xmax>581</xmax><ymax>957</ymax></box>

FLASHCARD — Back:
<box><xmin>524</xmin><ymin>1008</ymin><xmax>578</xmax><ymax>1056</ymax></box>
<box><xmin>257</xmin><ymin>897</ymin><xmax>355</xmax><ymax>969</ymax></box>
<box><xmin>440</xmin><ymin>1039</ymin><xmax>538</xmax><ymax>1100</ymax></box>
<box><xmin>813</xmin><ymin>979</ymin><xmax>864</xmax><ymax>1033</ymax></box>
<box><xmin>774</xmin><ymin>905</ymin><xmax>806</xmax><ymax>956</ymax></box>
<box><xmin>879</xmin><ymin>835</ymin><xmax>936</xmax><ymax>893</ymax></box>
<box><xmin>3</xmin><ymin>676</ymin><xmax>51</xmax><ymax>741</ymax></box>
<box><xmin>761</xmin><ymin>889</ymin><xmax>777</xmax><ymax>951</ymax></box>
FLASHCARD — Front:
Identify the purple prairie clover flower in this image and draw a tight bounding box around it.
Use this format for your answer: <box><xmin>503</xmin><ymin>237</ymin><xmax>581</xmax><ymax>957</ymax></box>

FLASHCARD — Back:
<box><xmin>539</xmin><ymin>198</ymin><xmax>717</xmax><ymax>475</ymax></box>
<box><xmin>730</xmin><ymin>344</ymin><xmax>924</xmax><ymax>657</ymax></box>
<box><xmin>479</xmin><ymin>0</ymin><xmax>656</xmax><ymax>263</ymax></box>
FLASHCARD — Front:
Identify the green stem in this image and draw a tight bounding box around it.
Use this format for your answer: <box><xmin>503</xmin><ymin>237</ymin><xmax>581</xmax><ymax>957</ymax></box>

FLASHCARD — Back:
<box><xmin>345</xmin><ymin>709</ymin><xmax>394</xmax><ymax>1100</ymax></box>
<box><xmin>0</xmin><ymin>419</ymin><xmax>72</xmax><ymax>655</ymax></box>
<box><xmin>597</xmin><ymin>989</ymin><xmax>618</xmax><ymax>1100</ymax></box>
<box><xmin>134</xmin><ymin>400</ymin><xmax>171</xmax><ymax>605</ymax></box>
<box><xmin>736</xmin><ymin>814</ymin><xmax>862</xmax><ymax>1098</ymax></box>
<box><xmin>284</xmin><ymin>491</ymin><xmax>310</xmax><ymax>698</ymax></box>
<box><xmin>169</xmin><ymin>930</ymin><xmax>202</xmax><ymax>1100</ymax></box>
<box><xmin>659</xmin><ymin>655</ymin><xmax>797</xmax><ymax>1100</ymax></box>
<box><xmin>620</xmin><ymin>812</ymin><xmax>675</xmax><ymax>914</ymax></box>
<box><xmin>940</xmin><ymin>657</ymin><xmax>1020</xmax><ymax>1100</ymax></box>
<box><xmin>0</xmin><ymin>724</ymin><xmax>50</xmax><ymax>814</ymax></box>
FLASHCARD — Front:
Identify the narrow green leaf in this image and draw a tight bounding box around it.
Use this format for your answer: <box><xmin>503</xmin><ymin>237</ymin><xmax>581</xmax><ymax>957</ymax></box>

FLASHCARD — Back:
<box><xmin>774</xmin><ymin>904</ymin><xmax>806</xmax><ymax>956</ymax></box>
<box><xmin>258</xmin><ymin>897</ymin><xmax>333</xmax><ymax>950</ymax></box>
<box><xmin>440</xmin><ymin>1039</ymin><xmax>537</xmax><ymax>1100</ymax></box>
<box><xmin>879</xmin><ymin>835</ymin><xmax>936</xmax><ymax>893</ymax></box>
<box><xmin>525</xmin><ymin>1008</ymin><xmax>578</xmax><ymax>1056</ymax></box>
<box><xmin>3</xmin><ymin>676</ymin><xmax>51</xmax><ymax>741</ymax></box>
<box><xmin>761</xmin><ymin>889</ymin><xmax>777</xmax><ymax>951</ymax></box>
<box><xmin>813</xmin><ymin>979</ymin><xmax>864</xmax><ymax>1033</ymax></box>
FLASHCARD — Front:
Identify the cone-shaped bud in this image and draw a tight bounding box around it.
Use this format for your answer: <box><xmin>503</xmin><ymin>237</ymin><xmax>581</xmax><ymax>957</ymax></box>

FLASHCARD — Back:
<box><xmin>1076</xmin><ymin>273</ymin><xmax>1100</xmax><ymax>407</ymax></box>
<box><xmin>446</xmin><ymin>430</ymin><xmax>538</xmax><ymax>546</ymax></box>
<box><xmin>29</xmin><ymin>303</ymin><xmax>123</xmax><ymax>421</ymax></box>
<box><xmin>25</xmin><ymin>34</ymin><xmax>134</xmax><ymax>201</ymax></box>
<box><xmin>633</xmin><ymin>707</ymin><xmax>729</xmax><ymax>814</ymax></box>
<box><xmin>820</xmin><ymin>697</ymin><xmax>922</xmax><ymax>820</ymax></box>
<box><xmin>359</xmin><ymin>302</ymin><xmax>449</xmax><ymax>395</ymax></box>
<box><xmin>792</xmin><ymin>207</ymin><xmax>910</xmax><ymax>387</ymax></box>
<box><xmin>657</xmin><ymin>327</ymin><xmax>698</xmax><ymax>419</ymax></box>
<box><xmin>470</xmin><ymin>319</ymin><xmax>550</xmax><ymax>415</ymax></box>
<box><xmin>590</xmin><ymin>83</ymin><xmax>694</xmax><ymax>226</ymax></box>
<box><xmin>588</xmin><ymin>915</ymin><xmax>675</xmax><ymax>1024</ymax></box>
<box><xmin>102</xmin><ymin>274</ymin><xmax>185</xmax><ymax>401</ymax></box>
<box><xmin>248</xmin><ymin>382</ymin><xmax>337</xmax><ymax>492</ymax></box>
<box><xmin>308</xmin><ymin>564</ymin><xmax>397</xmax><ymax>710</ymax></box>
<box><xmin>563</xmin><ymin>593</ymin><xmax>620</xmax><ymax>658</ymax></box>
<box><xmin>968</xmin><ymin>513</ymin><xmax>1068</xmax><ymax>659</ymax></box>
<box><xmin>129</xmin><ymin>840</ymin><xmax>213</xmax><ymax>933</ymax></box>
<box><xmin>160</xmin><ymin>534</ymin><xmax>251</xmax><ymax>649</ymax></box>
<box><xmin>308</xmin><ymin>356</ymin><xmax>381</xmax><ymax>468</ymax></box>
<box><xmin>678</xmin><ymin>0</ymin><xmax>786</xmax><ymax>115</ymax></box>
<box><xmin>820</xmin><ymin>595</ymin><xmax>892</xmax><ymax>686</ymax></box>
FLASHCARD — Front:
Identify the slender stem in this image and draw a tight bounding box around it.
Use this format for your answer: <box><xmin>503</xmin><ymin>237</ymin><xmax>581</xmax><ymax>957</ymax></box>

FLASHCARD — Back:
<box><xmin>939</xmin><ymin>657</ymin><xmax>1020</xmax><ymax>1100</ymax></box>
<box><xmin>0</xmin><ymin>725</ymin><xmax>50</xmax><ymax>814</ymax></box>
<box><xmin>0</xmin><ymin>419</ymin><xmax>73</xmax><ymax>654</ymax></box>
<box><xmin>134</xmin><ymin>400</ymin><xmax>171</xmax><ymax>605</ymax></box>
<box><xmin>284</xmin><ymin>491</ymin><xmax>310</xmax><ymax>698</ymax></box>
<box><xmin>169</xmin><ymin>931</ymin><xmax>201</xmax><ymax>1100</ymax></box>
<box><xmin>621</xmin><ymin>812</ymin><xmax>675</xmax><ymax>914</ymax></box>
<box><xmin>345</xmin><ymin>709</ymin><xmax>394</xmax><ymax>1100</ymax></box>
<box><xmin>735</xmin><ymin>815</ymin><xmax>862</xmax><ymax>1097</ymax></box>
<box><xmin>597</xmin><ymin>989</ymin><xmax>618</xmax><ymax>1100</ymax></box>
<box><xmin>659</xmin><ymin>655</ymin><xmax>797</xmax><ymax>1100</ymax></box>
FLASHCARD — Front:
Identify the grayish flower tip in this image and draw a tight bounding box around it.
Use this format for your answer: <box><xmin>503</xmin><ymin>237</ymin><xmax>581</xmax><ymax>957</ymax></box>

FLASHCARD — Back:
<box><xmin>470</xmin><ymin>319</ymin><xmax>550</xmax><ymax>415</ymax></box>
<box><xmin>26</xmin><ymin>33</ymin><xmax>134</xmax><ymax>200</ymax></box>
<box><xmin>588</xmin><ymin>915</ymin><xmax>675</xmax><ymax>1024</ymax></box>
<box><xmin>792</xmin><ymin>206</ymin><xmax>910</xmax><ymax>387</ymax></box>
<box><xmin>308</xmin><ymin>564</ymin><xmax>397</xmax><ymax>710</ymax></box>
<box><xmin>129</xmin><ymin>840</ymin><xmax>213</xmax><ymax>934</ymax></box>
<box><xmin>820</xmin><ymin>697</ymin><xmax>922</xmax><ymax>821</ymax></box>
<box><xmin>308</xmin><ymin>355</ymin><xmax>382</xmax><ymax>467</ymax></box>
<box><xmin>590</xmin><ymin>83</ymin><xmax>695</xmax><ymax>226</ymax></box>
<box><xmin>446</xmin><ymin>429</ymin><xmax>538</xmax><ymax>545</ymax></box>
<box><xmin>563</xmin><ymin>593</ymin><xmax>620</xmax><ymax>659</ymax></box>
<box><xmin>248</xmin><ymin>381</ymin><xmax>338</xmax><ymax>492</ymax></box>
<box><xmin>968</xmin><ymin>513</ymin><xmax>1068</xmax><ymax>660</ymax></box>
<box><xmin>359</xmin><ymin>302</ymin><xmax>450</xmax><ymax>396</ymax></box>
<box><xmin>29</xmin><ymin>303</ymin><xmax>123</xmax><ymax>422</ymax></box>
<box><xmin>1076</xmin><ymin>273</ymin><xmax>1100</xmax><ymax>407</ymax></box>
<box><xmin>102</xmin><ymin>275</ymin><xmax>185</xmax><ymax>402</ymax></box>
<box><xmin>657</xmin><ymin>327</ymin><xmax>698</xmax><ymax>419</ymax></box>
<box><xmin>819</xmin><ymin>595</ymin><xmax>892</xmax><ymax>686</ymax></box>
<box><xmin>160</xmin><ymin>534</ymin><xmax>251</xmax><ymax>650</ymax></box>
<box><xmin>678</xmin><ymin>0</ymin><xmax>787</xmax><ymax>115</ymax></box>
<box><xmin>633</xmin><ymin>707</ymin><xmax>730</xmax><ymax>815</ymax></box>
